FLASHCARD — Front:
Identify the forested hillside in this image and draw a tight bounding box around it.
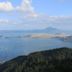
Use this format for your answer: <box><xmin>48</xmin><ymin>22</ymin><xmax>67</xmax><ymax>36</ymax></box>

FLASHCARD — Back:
<box><xmin>0</xmin><ymin>47</ymin><xmax>72</xmax><ymax>72</ymax></box>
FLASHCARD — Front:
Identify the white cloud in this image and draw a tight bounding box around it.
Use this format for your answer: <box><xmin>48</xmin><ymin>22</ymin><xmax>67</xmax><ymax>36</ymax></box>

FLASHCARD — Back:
<box><xmin>0</xmin><ymin>16</ymin><xmax>72</xmax><ymax>30</ymax></box>
<box><xmin>16</xmin><ymin>0</ymin><xmax>37</xmax><ymax>17</ymax></box>
<box><xmin>0</xmin><ymin>1</ymin><xmax>72</xmax><ymax>30</ymax></box>
<box><xmin>0</xmin><ymin>0</ymin><xmax>37</xmax><ymax>17</ymax></box>
<box><xmin>17</xmin><ymin>0</ymin><xmax>34</xmax><ymax>11</ymax></box>
<box><xmin>0</xmin><ymin>1</ymin><xmax>14</xmax><ymax>11</ymax></box>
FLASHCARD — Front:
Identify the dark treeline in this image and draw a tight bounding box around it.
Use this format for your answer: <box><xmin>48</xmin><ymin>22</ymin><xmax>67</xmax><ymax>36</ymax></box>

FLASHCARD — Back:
<box><xmin>0</xmin><ymin>47</ymin><xmax>72</xmax><ymax>72</ymax></box>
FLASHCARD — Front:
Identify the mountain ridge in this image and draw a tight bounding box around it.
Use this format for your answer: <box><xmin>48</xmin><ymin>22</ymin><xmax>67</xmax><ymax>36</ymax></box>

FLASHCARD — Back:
<box><xmin>28</xmin><ymin>27</ymin><xmax>61</xmax><ymax>33</ymax></box>
<box><xmin>0</xmin><ymin>47</ymin><xmax>72</xmax><ymax>72</ymax></box>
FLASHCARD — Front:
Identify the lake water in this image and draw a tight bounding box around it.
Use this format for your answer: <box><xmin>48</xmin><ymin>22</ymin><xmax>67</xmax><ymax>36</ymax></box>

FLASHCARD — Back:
<box><xmin>0</xmin><ymin>31</ymin><xmax>72</xmax><ymax>62</ymax></box>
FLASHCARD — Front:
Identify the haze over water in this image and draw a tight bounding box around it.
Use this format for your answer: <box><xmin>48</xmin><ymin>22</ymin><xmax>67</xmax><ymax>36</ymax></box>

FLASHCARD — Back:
<box><xmin>0</xmin><ymin>31</ymin><xmax>71</xmax><ymax>62</ymax></box>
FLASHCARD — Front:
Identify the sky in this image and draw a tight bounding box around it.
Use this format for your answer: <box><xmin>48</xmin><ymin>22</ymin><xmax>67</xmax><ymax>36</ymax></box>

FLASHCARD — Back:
<box><xmin>0</xmin><ymin>0</ymin><xmax>72</xmax><ymax>30</ymax></box>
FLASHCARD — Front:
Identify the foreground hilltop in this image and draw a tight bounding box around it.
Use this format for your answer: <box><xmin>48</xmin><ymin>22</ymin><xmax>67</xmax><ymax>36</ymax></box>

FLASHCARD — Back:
<box><xmin>0</xmin><ymin>47</ymin><xmax>72</xmax><ymax>72</ymax></box>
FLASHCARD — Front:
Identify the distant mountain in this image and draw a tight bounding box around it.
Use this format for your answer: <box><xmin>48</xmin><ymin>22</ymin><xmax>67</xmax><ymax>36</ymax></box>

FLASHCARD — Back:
<box><xmin>1</xmin><ymin>47</ymin><xmax>72</xmax><ymax>72</ymax></box>
<box><xmin>25</xmin><ymin>27</ymin><xmax>61</xmax><ymax>34</ymax></box>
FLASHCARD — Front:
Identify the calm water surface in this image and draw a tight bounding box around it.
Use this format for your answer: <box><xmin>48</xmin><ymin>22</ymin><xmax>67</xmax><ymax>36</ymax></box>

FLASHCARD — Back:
<box><xmin>0</xmin><ymin>31</ymin><xmax>72</xmax><ymax>61</ymax></box>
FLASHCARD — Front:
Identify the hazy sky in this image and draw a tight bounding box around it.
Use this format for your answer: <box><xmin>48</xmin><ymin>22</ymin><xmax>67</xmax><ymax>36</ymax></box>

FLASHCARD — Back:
<box><xmin>0</xmin><ymin>0</ymin><xmax>72</xmax><ymax>30</ymax></box>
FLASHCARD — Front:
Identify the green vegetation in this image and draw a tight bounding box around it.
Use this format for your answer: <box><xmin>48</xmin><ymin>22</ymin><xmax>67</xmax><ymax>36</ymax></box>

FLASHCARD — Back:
<box><xmin>0</xmin><ymin>47</ymin><xmax>72</xmax><ymax>72</ymax></box>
